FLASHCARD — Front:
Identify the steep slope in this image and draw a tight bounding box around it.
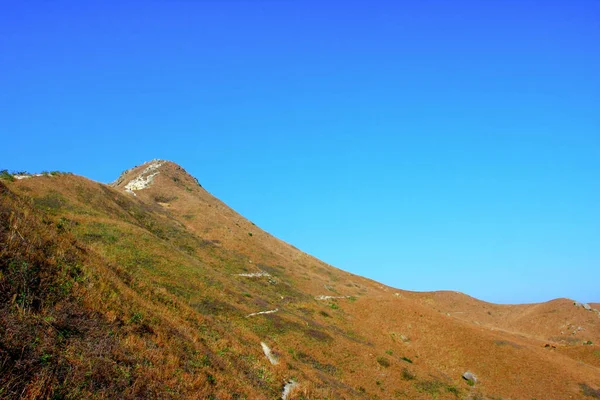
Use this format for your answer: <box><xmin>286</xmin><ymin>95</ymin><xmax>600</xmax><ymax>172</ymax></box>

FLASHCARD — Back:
<box><xmin>1</xmin><ymin>160</ymin><xmax>599</xmax><ymax>399</ymax></box>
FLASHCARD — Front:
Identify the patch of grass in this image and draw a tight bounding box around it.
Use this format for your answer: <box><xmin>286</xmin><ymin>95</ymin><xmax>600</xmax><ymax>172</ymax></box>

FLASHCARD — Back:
<box><xmin>249</xmin><ymin>313</ymin><xmax>306</xmax><ymax>338</ymax></box>
<box><xmin>494</xmin><ymin>340</ymin><xmax>522</xmax><ymax>349</ymax></box>
<box><xmin>415</xmin><ymin>380</ymin><xmax>460</xmax><ymax>397</ymax></box>
<box><xmin>206</xmin><ymin>373</ymin><xmax>216</xmax><ymax>385</ymax></box>
<box><xmin>415</xmin><ymin>380</ymin><xmax>444</xmax><ymax>396</ymax></box>
<box><xmin>80</xmin><ymin>222</ymin><xmax>120</xmax><ymax>244</ymax></box>
<box><xmin>154</xmin><ymin>194</ymin><xmax>178</xmax><ymax>203</ymax></box>
<box><xmin>401</xmin><ymin>368</ymin><xmax>415</xmax><ymax>381</ymax></box>
<box><xmin>401</xmin><ymin>356</ymin><xmax>413</xmax><ymax>364</ymax></box>
<box><xmin>446</xmin><ymin>385</ymin><xmax>460</xmax><ymax>397</ymax></box>
<box><xmin>130</xmin><ymin>312</ymin><xmax>144</xmax><ymax>324</ymax></box>
<box><xmin>329</xmin><ymin>303</ymin><xmax>339</xmax><ymax>310</ymax></box>
<box><xmin>385</xmin><ymin>349</ymin><xmax>393</xmax><ymax>355</ymax></box>
<box><xmin>580</xmin><ymin>383</ymin><xmax>600</xmax><ymax>398</ymax></box>
<box><xmin>376</xmin><ymin>356</ymin><xmax>390</xmax><ymax>367</ymax></box>
<box><xmin>33</xmin><ymin>191</ymin><xmax>69</xmax><ymax>212</ymax></box>
<box><xmin>304</xmin><ymin>328</ymin><xmax>333</xmax><ymax>342</ymax></box>
<box><xmin>319</xmin><ymin>310</ymin><xmax>331</xmax><ymax>318</ymax></box>
<box><xmin>296</xmin><ymin>352</ymin><xmax>337</xmax><ymax>375</ymax></box>
<box><xmin>191</xmin><ymin>298</ymin><xmax>239</xmax><ymax>316</ymax></box>
<box><xmin>344</xmin><ymin>329</ymin><xmax>369</xmax><ymax>344</ymax></box>
<box><xmin>40</xmin><ymin>353</ymin><xmax>53</xmax><ymax>364</ymax></box>
<box><xmin>0</xmin><ymin>170</ymin><xmax>14</xmax><ymax>181</ymax></box>
<box><xmin>0</xmin><ymin>183</ymin><xmax>144</xmax><ymax>398</ymax></box>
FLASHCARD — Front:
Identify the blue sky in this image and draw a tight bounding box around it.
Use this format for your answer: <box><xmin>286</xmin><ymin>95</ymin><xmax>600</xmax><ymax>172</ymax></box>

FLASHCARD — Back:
<box><xmin>2</xmin><ymin>0</ymin><xmax>599</xmax><ymax>304</ymax></box>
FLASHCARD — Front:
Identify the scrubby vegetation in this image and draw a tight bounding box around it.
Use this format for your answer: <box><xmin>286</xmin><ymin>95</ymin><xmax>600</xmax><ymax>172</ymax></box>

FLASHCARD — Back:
<box><xmin>0</xmin><ymin>182</ymin><xmax>130</xmax><ymax>398</ymax></box>
<box><xmin>580</xmin><ymin>383</ymin><xmax>600</xmax><ymax>398</ymax></box>
<box><xmin>0</xmin><ymin>181</ymin><xmax>272</xmax><ymax>399</ymax></box>
<box><xmin>2</xmin><ymin>161</ymin><xmax>599</xmax><ymax>400</ymax></box>
<box><xmin>0</xmin><ymin>170</ymin><xmax>14</xmax><ymax>181</ymax></box>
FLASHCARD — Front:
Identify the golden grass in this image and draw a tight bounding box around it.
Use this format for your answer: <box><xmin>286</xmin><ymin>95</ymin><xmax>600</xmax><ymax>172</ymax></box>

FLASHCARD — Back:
<box><xmin>1</xmin><ymin>164</ymin><xmax>600</xmax><ymax>399</ymax></box>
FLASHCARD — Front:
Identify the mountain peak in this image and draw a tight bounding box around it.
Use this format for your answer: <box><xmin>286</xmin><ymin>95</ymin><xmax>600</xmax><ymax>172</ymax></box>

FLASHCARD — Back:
<box><xmin>3</xmin><ymin>161</ymin><xmax>600</xmax><ymax>399</ymax></box>
<box><xmin>111</xmin><ymin>159</ymin><xmax>200</xmax><ymax>195</ymax></box>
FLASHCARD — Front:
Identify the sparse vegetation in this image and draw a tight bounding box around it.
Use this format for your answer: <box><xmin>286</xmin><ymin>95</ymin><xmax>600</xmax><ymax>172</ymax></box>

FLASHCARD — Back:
<box><xmin>154</xmin><ymin>194</ymin><xmax>178</xmax><ymax>203</ymax></box>
<box><xmin>446</xmin><ymin>385</ymin><xmax>460</xmax><ymax>397</ymax></box>
<box><xmin>0</xmin><ymin>170</ymin><xmax>14</xmax><ymax>181</ymax></box>
<box><xmin>0</xmin><ymin>162</ymin><xmax>598</xmax><ymax>400</ymax></box>
<box><xmin>580</xmin><ymin>383</ymin><xmax>600</xmax><ymax>398</ymax></box>
<box><xmin>376</xmin><ymin>356</ymin><xmax>391</xmax><ymax>367</ymax></box>
<box><xmin>401</xmin><ymin>368</ymin><xmax>416</xmax><ymax>380</ymax></box>
<box><xmin>415</xmin><ymin>380</ymin><xmax>444</xmax><ymax>396</ymax></box>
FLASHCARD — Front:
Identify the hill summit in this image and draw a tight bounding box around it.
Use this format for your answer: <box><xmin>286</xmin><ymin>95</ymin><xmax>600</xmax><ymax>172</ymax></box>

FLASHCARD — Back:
<box><xmin>1</xmin><ymin>160</ymin><xmax>599</xmax><ymax>399</ymax></box>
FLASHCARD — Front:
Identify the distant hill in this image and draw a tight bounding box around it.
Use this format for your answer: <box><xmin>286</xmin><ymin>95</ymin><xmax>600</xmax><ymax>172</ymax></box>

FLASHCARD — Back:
<box><xmin>1</xmin><ymin>160</ymin><xmax>599</xmax><ymax>399</ymax></box>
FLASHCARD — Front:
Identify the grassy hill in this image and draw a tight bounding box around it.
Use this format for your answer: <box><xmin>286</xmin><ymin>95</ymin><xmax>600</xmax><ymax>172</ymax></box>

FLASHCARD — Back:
<box><xmin>1</xmin><ymin>160</ymin><xmax>599</xmax><ymax>399</ymax></box>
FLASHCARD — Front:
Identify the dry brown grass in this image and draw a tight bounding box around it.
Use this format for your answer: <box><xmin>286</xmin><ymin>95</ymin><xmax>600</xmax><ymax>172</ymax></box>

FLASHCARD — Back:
<box><xmin>1</xmin><ymin>162</ymin><xmax>600</xmax><ymax>399</ymax></box>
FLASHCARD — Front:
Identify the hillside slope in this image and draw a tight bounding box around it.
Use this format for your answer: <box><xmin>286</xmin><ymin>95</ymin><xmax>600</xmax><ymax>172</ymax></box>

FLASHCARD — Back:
<box><xmin>1</xmin><ymin>160</ymin><xmax>599</xmax><ymax>399</ymax></box>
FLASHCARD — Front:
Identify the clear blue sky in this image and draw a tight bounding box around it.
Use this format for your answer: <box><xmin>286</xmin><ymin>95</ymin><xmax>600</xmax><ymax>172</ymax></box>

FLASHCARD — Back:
<box><xmin>2</xmin><ymin>1</ymin><xmax>599</xmax><ymax>304</ymax></box>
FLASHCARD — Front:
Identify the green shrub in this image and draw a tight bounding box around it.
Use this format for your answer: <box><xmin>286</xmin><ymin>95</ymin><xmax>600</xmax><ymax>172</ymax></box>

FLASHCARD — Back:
<box><xmin>0</xmin><ymin>170</ymin><xmax>14</xmax><ymax>181</ymax></box>
<box><xmin>130</xmin><ymin>312</ymin><xmax>144</xmax><ymax>323</ymax></box>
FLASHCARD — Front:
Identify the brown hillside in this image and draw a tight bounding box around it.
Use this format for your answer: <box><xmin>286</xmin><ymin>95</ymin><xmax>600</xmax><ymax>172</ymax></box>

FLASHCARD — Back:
<box><xmin>1</xmin><ymin>160</ymin><xmax>599</xmax><ymax>399</ymax></box>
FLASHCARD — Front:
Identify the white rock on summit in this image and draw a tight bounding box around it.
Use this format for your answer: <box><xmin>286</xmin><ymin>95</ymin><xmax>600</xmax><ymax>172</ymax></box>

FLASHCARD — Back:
<box><xmin>124</xmin><ymin>160</ymin><xmax>165</xmax><ymax>191</ymax></box>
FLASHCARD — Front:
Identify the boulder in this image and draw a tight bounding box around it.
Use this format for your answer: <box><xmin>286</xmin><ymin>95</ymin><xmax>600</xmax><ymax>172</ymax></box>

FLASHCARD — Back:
<box><xmin>462</xmin><ymin>371</ymin><xmax>477</xmax><ymax>384</ymax></box>
<box><xmin>583</xmin><ymin>303</ymin><xmax>592</xmax><ymax>311</ymax></box>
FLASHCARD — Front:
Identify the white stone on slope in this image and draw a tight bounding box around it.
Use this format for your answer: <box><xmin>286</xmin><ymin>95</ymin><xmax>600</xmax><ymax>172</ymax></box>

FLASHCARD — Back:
<box><xmin>246</xmin><ymin>309</ymin><xmax>278</xmax><ymax>318</ymax></box>
<box><xmin>235</xmin><ymin>271</ymin><xmax>271</xmax><ymax>278</ymax></box>
<box><xmin>282</xmin><ymin>380</ymin><xmax>298</xmax><ymax>400</ymax></box>
<box><xmin>260</xmin><ymin>342</ymin><xmax>278</xmax><ymax>365</ymax></box>
<box><xmin>314</xmin><ymin>295</ymin><xmax>350</xmax><ymax>300</ymax></box>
